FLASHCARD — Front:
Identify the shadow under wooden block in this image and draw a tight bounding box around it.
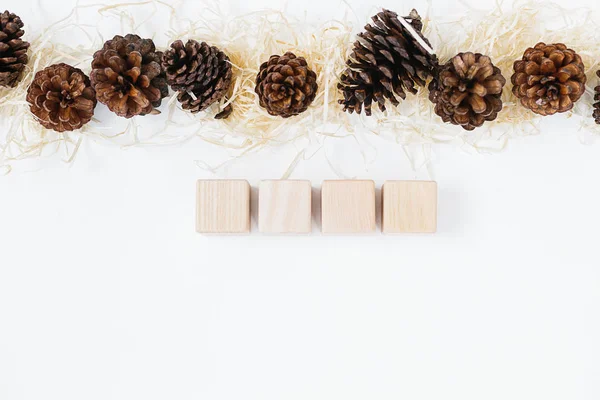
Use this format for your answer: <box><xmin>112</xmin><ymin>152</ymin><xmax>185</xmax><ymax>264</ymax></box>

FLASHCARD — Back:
<box><xmin>259</xmin><ymin>180</ymin><xmax>311</xmax><ymax>234</ymax></box>
<box><xmin>321</xmin><ymin>180</ymin><xmax>376</xmax><ymax>234</ymax></box>
<box><xmin>382</xmin><ymin>181</ymin><xmax>437</xmax><ymax>234</ymax></box>
<box><xmin>196</xmin><ymin>180</ymin><xmax>250</xmax><ymax>234</ymax></box>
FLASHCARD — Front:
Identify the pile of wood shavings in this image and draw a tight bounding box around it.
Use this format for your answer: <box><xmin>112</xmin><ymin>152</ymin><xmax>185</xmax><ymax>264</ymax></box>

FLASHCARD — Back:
<box><xmin>1</xmin><ymin>0</ymin><xmax>599</xmax><ymax>174</ymax></box>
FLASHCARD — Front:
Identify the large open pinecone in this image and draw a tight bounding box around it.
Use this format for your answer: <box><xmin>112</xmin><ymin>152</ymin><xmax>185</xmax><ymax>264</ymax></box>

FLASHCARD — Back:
<box><xmin>0</xmin><ymin>10</ymin><xmax>30</xmax><ymax>87</ymax></box>
<box><xmin>511</xmin><ymin>42</ymin><xmax>586</xmax><ymax>116</ymax></box>
<box><xmin>26</xmin><ymin>63</ymin><xmax>97</xmax><ymax>132</ymax></box>
<box><xmin>255</xmin><ymin>52</ymin><xmax>317</xmax><ymax>118</ymax></box>
<box><xmin>428</xmin><ymin>52</ymin><xmax>506</xmax><ymax>131</ymax></box>
<box><xmin>90</xmin><ymin>34</ymin><xmax>168</xmax><ymax>118</ymax></box>
<box><xmin>162</xmin><ymin>39</ymin><xmax>233</xmax><ymax>119</ymax></box>
<box><xmin>338</xmin><ymin>9</ymin><xmax>437</xmax><ymax>116</ymax></box>
<box><xmin>594</xmin><ymin>71</ymin><xmax>600</xmax><ymax>125</ymax></box>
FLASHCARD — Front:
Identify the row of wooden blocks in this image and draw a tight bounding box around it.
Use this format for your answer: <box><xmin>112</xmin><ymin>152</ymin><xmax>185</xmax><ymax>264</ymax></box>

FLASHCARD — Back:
<box><xmin>196</xmin><ymin>180</ymin><xmax>437</xmax><ymax>234</ymax></box>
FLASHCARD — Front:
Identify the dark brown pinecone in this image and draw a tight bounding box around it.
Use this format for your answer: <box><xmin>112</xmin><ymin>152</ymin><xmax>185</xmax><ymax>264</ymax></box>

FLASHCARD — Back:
<box><xmin>594</xmin><ymin>71</ymin><xmax>600</xmax><ymax>125</ymax></box>
<box><xmin>255</xmin><ymin>52</ymin><xmax>318</xmax><ymax>118</ymax></box>
<box><xmin>162</xmin><ymin>39</ymin><xmax>233</xmax><ymax>119</ymax></box>
<box><xmin>90</xmin><ymin>34</ymin><xmax>168</xmax><ymax>118</ymax></box>
<box><xmin>26</xmin><ymin>63</ymin><xmax>97</xmax><ymax>132</ymax></box>
<box><xmin>0</xmin><ymin>10</ymin><xmax>30</xmax><ymax>87</ymax></box>
<box><xmin>338</xmin><ymin>9</ymin><xmax>437</xmax><ymax>116</ymax></box>
<box><xmin>511</xmin><ymin>42</ymin><xmax>586</xmax><ymax>116</ymax></box>
<box><xmin>428</xmin><ymin>52</ymin><xmax>506</xmax><ymax>131</ymax></box>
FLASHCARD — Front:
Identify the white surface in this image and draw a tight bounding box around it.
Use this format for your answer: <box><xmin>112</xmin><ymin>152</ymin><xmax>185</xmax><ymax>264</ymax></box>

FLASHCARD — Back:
<box><xmin>1</xmin><ymin>0</ymin><xmax>600</xmax><ymax>399</ymax></box>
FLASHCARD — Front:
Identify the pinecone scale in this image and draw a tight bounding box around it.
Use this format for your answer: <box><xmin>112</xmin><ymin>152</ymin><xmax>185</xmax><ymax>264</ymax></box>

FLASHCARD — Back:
<box><xmin>594</xmin><ymin>71</ymin><xmax>600</xmax><ymax>125</ymax></box>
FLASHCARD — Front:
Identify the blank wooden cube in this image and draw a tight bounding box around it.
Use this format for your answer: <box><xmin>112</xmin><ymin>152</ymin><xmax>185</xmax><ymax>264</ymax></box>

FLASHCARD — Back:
<box><xmin>382</xmin><ymin>181</ymin><xmax>437</xmax><ymax>234</ymax></box>
<box><xmin>259</xmin><ymin>180</ymin><xmax>312</xmax><ymax>234</ymax></box>
<box><xmin>196</xmin><ymin>180</ymin><xmax>250</xmax><ymax>234</ymax></box>
<box><xmin>321</xmin><ymin>180</ymin><xmax>376</xmax><ymax>234</ymax></box>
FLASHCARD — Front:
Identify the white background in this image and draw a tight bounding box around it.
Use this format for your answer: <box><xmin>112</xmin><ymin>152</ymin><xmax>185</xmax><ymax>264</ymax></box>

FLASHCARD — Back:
<box><xmin>1</xmin><ymin>0</ymin><xmax>599</xmax><ymax>399</ymax></box>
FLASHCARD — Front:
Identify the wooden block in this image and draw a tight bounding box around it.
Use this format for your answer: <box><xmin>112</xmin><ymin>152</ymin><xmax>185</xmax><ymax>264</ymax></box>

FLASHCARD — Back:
<box><xmin>259</xmin><ymin>180</ymin><xmax>312</xmax><ymax>234</ymax></box>
<box><xmin>196</xmin><ymin>180</ymin><xmax>250</xmax><ymax>234</ymax></box>
<box><xmin>382</xmin><ymin>181</ymin><xmax>437</xmax><ymax>234</ymax></box>
<box><xmin>321</xmin><ymin>180</ymin><xmax>376</xmax><ymax>234</ymax></box>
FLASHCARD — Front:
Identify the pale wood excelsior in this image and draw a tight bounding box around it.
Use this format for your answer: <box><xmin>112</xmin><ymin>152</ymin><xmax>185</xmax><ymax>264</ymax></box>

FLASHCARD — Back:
<box><xmin>321</xmin><ymin>180</ymin><xmax>376</xmax><ymax>234</ymax></box>
<box><xmin>196</xmin><ymin>180</ymin><xmax>250</xmax><ymax>234</ymax></box>
<box><xmin>382</xmin><ymin>181</ymin><xmax>437</xmax><ymax>234</ymax></box>
<box><xmin>259</xmin><ymin>180</ymin><xmax>312</xmax><ymax>234</ymax></box>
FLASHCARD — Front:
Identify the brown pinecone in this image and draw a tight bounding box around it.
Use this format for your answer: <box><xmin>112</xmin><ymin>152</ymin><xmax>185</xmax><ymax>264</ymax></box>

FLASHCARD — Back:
<box><xmin>162</xmin><ymin>39</ymin><xmax>233</xmax><ymax>119</ymax></box>
<box><xmin>593</xmin><ymin>71</ymin><xmax>600</xmax><ymax>125</ymax></box>
<box><xmin>428</xmin><ymin>52</ymin><xmax>506</xmax><ymax>131</ymax></box>
<box><xmin>90</xmin><ymin>34</ymin><xmax>168</xmax><ymax>118</ymax></box>
<box><xmin>0</xmin><ymin>10</ymin><xmax>30</xmax><ymax>87</ymax></box>
<box><xmin>511</xmin><ymin>42</ymin><xmax>586</xmax><ymax>116</ymax></box>
<box><xmin>338</xmin><ymin>9</ymin><xmax>437</xmax><ymax>116</ymax></box>
<box><xmin>255</xmin><ymin>52</ymin><xmax>317</xmax><ymax>118</ymax></box>
<box><xmin>26</xmin><ymin>63</ymin><xmax>97</xmax><ymax>132</ymax></box>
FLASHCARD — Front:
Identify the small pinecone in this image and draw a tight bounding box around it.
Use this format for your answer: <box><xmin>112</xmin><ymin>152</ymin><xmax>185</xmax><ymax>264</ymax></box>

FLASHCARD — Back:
<box><xmin>511</xmin><ymin>42</ymin><xmax>586</xmax><ymax>116</ymax></box>
<box><xmin>162</xmin><ymin>39</ymin><xmax>233</xmax><ymax>119</ymax></box>
<box><xmin>428</xmin><ymin>52</ymin><xmax>506</xmax><ymax>131</ymax></box>
<box><xmin>338</xmin><ymin>9</ymin><xmax>437</xmax><ymax>116</ymax></box>
<box><xmin>594</xmin><ymin>71</ymin><xmax>600</xmax><ymax>125</ymax></box>
<box><xmin>26</xmin><ymin>63</ymin><xmax>97</xmax><ymax>132</ymax></box>
<box><xmin>0</xmin><ymin>10</ymin><xmax>30</xmax><ymax>87</ymax></box>
<box><xmin>90</xmin><ymin>34</ymin><xmax>168</xmax><ymax>118</ymax></box>
<box><xmin>255</xmin><ymin>52</ymin><xmax>318</xmax><ymax>118</ymax></box>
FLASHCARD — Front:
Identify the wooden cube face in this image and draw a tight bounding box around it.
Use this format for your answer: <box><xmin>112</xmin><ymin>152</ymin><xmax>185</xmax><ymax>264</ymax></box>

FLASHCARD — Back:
<box><xmin>196</xmin><ymin>180</ymin><xmax>250</xmax><ymax>234</ymax></box>
<box><xmin>259</xmin><ymin>180</ymin><xmax>312</xmax><ymax>234</ymax></box>
<box><xmin>382</xmin><ymin>181</ymin><xmax>437</xmax><ymax>234</ymax></box>
<box><xmin>321</xmin><ymin>180</ymin><xmax>376</xmax><ymax>234</ymax></box>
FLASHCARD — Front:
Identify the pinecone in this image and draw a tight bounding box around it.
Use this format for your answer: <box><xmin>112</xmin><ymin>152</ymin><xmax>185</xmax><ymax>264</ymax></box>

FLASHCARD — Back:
<box><xmin>255</xmin><ymin>52</ymin><xmax>317</xmax><ymax>118</ymax></box>
<box><xmin>26</xmin><ymin>63</ymin><xmax>97</xmax><ymax>132</ymax></box>
<box><xmin>90</xmin><ymin>34</ymin><xmax>168</xmax><ymax>118</ymax></box>
<box><xmin>162</xmin><ymin>39</ymin><xmax>233</xmax><ymax>119</ymax></box>
<box><xmin>338</xmin><ymin>9</ymin><xmax>437</xmax><ymax>116</ymax></box>
<box><xmin>0</xmin><ymin>10</ymin><xmax>30</xmax><ymax>87</ymax></box>
<box><xmin>428</xmin><ymin>52</ymin><xmax>506</xmax><ymax>131</ymax></box>
<box><xmin>511</xmin><ymin>42</ymin><xmax>586</xmax><ymax>116</ymax></box>
<box><xmin>594</xmin><ymin>71</ymin><xmax>600</xmax><ymax>125</ymax></box>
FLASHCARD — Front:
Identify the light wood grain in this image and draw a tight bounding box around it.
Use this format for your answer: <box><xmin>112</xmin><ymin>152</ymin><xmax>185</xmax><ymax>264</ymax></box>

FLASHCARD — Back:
<box><xmin>196</xmin><ymin>180</ymin><xmax>250</xmax><ymax>234</ymax></box>
<box><xmin>258</xmin><ymin>180</ymin><xmax>312</xmax><ymax>234</ymax></box>
<box><xmin>321</xmin><ymin>180</ymin><xmax>376</xmax><ymax>234</ymax></box>
<box><xmin>382</xmin><ymin>181</ymin><xmax>437</xmax><ymax>234</ymax></box>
